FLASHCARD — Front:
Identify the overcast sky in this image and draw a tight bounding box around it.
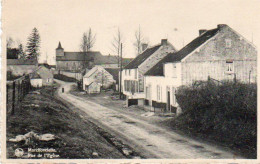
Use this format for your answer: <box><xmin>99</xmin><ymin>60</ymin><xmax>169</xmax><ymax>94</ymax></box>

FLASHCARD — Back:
<box><xmin>3</xmin><ymin>0</ymin><xmax>260</xmax><ymax>64</ymax></box>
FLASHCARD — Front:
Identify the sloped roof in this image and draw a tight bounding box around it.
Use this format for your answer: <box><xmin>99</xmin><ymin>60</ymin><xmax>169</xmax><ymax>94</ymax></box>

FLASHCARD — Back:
<box><xmin>36</xmin><ymin>65</ymin><xmax>54</xmax><ymax>79</ymax></box>
<box><xmin>145</xmin><ymin>28</ymin><xmax>219</xmax><ymax>76</ymax></box>
<box><xmin>94</xmin><ymin>54</ymin><xmax>118</xmax><ymax>65</ymax></box>
<box><xmin>124</xmin><ymin>45</ymin><xmax>161</xmax><ymax>69</ymax></box>
<box><xmin>7</xmin><ymin>59</ymin><xmax>38</xmax><ymax>65</ymax></box>
<box><xmin>31</xmin><ymin>72</ymin><xmax>41</xmax><ymax>79</ymax></box>
<box><xmin>105</xmin><ymin>68</ymin><xmax>120</xmax><ymax>84</ymax></box>
<box><xmin>84</xmin><ymin>78</ymin><xmax>94</xmax><ymax>86</ymax></box>
<box><xmin>83</xmin><ymin>66</ymin><xmax>100</xmax><ymax>78</ymax></box>
<box><xmin>56</xmin><ymin>51</ymin><xmax>119</xmax><ymax>65</ymax></box>
<box><xmin>56</xmin><ymin>52</ymin><xmax>86</xmax><ymax>61</ymax></box>
<box><xmin>122</xmin><ymin>58</ymin><xmax>133</xmax><ymax>67</ymax></box>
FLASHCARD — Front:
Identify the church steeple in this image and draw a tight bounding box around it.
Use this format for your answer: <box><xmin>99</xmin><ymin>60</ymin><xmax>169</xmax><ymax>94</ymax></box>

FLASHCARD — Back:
<box><xmin>56</xmin><ymin>41</ymin><xmax>64</xmax><ymax>56</ymax></box>
<box><xmin>57</xmin><ymin>41</ymin><xmax>63</xmax><ymax>49</ymax></box>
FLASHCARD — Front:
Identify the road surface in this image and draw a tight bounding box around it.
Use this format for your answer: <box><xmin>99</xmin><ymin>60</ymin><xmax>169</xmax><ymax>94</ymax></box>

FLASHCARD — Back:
<box><xmin>55</xmin><ymin>80</ymin><xmax>242</xmax><ymax>159</ymax></box>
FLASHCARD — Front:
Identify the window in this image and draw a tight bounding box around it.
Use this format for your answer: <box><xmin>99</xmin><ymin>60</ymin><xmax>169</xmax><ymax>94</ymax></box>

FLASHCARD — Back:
<box><xmin>125</xmin><ymin>70</ymin><xmax>127</xmax><ymax>76</ymax></box>
<box><xmin>226</xmin><ymin>60</ymin><xmax>234</xmax><ymax>73</ymax></box>
<box><xmin>225</xmin><ymin>39</ymin><xmax>232</xmax><ymax>48</ymax></box>
<box><xmin>135</xmin><ymin>69</ymin><xmax>137</xmax><ymax>79</ymax></box>
<box><xmin>129</xmin><ymin>69</ymin><xmax>131</xmax><ymax>76</ymax></box>
<box><xmin>157</xmin><ymin>85</ymin><xmax>161</xmax><ymax>101</ymax></box>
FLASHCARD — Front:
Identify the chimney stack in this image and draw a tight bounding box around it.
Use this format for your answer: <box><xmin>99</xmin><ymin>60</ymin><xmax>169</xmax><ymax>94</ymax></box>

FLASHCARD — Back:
<box><xmin>141</xmin><ymin>43</ymin><xmax>148</xmax><ymax>52</ymax></box>
<box><xmin>217</xmin><ymin>24</ymin><xmax>227</xmax><ymax>30</ymax></box>
<box><xmin>161</xmin><ymin>39</ymin><xmax>168</xmax><ymax>46</ymax></box>
<box><xmin>199</xmin><ymin>29</ymin><xmax>207</xmax><ymax>36</ymax></box>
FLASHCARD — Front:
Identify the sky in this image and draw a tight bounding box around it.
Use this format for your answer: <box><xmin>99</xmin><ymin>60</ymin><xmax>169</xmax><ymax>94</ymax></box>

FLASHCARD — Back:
<box><xmin>3</xmin><ymin>0</ymin><xmax>260</xmax><ymax>65</ymax></box>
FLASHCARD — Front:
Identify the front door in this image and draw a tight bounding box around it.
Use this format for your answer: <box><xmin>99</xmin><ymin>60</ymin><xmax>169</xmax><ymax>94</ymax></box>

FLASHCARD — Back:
<box><xmin>166</xmin><ymin>86</ymin><xmax>171</xmax><ymax>112</ymax></box>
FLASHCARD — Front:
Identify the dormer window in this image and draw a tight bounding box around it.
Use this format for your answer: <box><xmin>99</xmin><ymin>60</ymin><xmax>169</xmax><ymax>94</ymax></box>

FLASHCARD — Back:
<box><xmin>225</xmin><ymin>39</ymin><xmax>232</xmax><ymax>48</ymax></box>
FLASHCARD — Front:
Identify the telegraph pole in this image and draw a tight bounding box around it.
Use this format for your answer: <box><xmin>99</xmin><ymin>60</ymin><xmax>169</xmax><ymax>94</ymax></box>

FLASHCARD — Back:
<box><xmin>119</xmin><ymin>43</ymin><xmax>123</xmax><ymax>99</ymax></box>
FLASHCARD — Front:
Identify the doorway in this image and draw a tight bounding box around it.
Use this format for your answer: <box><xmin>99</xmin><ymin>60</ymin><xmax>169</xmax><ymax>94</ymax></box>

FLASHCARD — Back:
<box><xmin>166</xmin><ymin>86</ymin><xmax>171</xmax><ymax>112</ymax></box>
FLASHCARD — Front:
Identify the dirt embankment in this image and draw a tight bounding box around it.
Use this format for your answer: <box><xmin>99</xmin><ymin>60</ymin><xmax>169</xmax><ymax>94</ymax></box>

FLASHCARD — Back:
<box><xmin>6</xmin><ymin>83</ymin><xmax>129</xmax><ymax>159</ymax></box>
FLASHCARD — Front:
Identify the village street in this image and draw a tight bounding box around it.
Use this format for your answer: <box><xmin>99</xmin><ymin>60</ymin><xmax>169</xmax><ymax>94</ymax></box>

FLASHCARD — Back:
<box><xmin>55</xmin><ymin>80</ymin><xmax>242</xmax><ymax>159</ymax></box>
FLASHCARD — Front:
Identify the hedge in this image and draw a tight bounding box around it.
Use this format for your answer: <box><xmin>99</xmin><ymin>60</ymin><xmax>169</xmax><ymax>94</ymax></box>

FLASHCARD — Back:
<box><xmin>174</xmin><ymin>80</ymin><xmax>257</xmax><ymax>158</ymax></box>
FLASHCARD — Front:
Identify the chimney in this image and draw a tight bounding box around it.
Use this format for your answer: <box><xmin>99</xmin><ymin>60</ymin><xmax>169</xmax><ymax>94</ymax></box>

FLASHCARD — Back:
<box><xmin>199</xmin><ymin>29</ymin><xmax>207</xmax><ymax>35</ymax></box>
<box><xmin>217</xmin><ymin>24</ymin><xmax>227</xmax><ymax>30</ymax></box>
<box><xmin>141</xmin><ymin>43</ymin><xmax>148</xmax><ymax>52</ymax></box>
<box><xmin>161</xmin><ymin>39</ymin><xmax>168</xmax><ymax>46</ymax></box>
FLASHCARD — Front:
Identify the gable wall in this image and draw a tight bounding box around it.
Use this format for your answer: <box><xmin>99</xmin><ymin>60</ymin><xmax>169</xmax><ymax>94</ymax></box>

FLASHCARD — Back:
<box><xmin>88</xmin><ymin>67</ymin><xmax>115</xmax><ymax>89</ymax></box>
<box><xmin>181</xmin><ymin>26</ymin><xmax>257</xmax><ymax>85</ymax></box>
<box><xmin>138</xmin><ymin>45</ymin><xmax>176</xmax><ymax>93</ymax></box>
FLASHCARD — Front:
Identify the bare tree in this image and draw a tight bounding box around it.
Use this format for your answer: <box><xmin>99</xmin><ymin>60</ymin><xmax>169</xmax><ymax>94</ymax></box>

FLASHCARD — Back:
<box><xmin>111</xmin><ymin>28</ymin><xmax>123</xmax><ymax>67</ymax></box>
<box><xmin>80</xmin><ymin>33</ymin><xmax>88</xmax><ymax>52</ymax></box>
<box><xmin>133</xmin><ymin>25</ymin><xmax>144</xmax><ymax>55</ymax></box>
<box><xmin>80</xmin><ymin>28</ymin><xmax>96</xmax><ymax>52</ymax></box>
<box><xmin>6</xmin><ymin>36</ymin><xmax>14</xmax><ymax>49</ymax></box>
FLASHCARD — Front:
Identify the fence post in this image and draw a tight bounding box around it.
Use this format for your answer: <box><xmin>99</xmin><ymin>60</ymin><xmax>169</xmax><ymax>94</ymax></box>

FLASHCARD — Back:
<box><xmin>18</xmin><ymin>81</ymin><xmax>20</xmax><ymax>102</ymax></box>
<box><xmin>6</xmin><ymin>85</ymin><xmax>9</xmax><ymax>105</ymax></box>
<box><xmin>12</xmin><ymin>81</ymin><xmax>15</xmax><ymax>115</ymax></box>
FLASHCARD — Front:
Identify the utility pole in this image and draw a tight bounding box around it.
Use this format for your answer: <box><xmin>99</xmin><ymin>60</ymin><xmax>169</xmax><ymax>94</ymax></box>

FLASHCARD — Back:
<box><xmin>118</xmin><ymin>46</ymin><xmax>120</xmax><ymax>68</ymax></box>
<box><xmin>119</xmin><ymin>43</ymin><xmax>123</xmax><ymax>99</ymax></box>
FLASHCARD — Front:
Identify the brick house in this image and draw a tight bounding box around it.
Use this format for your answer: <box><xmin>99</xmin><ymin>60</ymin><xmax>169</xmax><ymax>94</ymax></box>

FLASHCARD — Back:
<box><xmin>144</xmin><ymin>24</ymin><xmax>257</xmax><ymax>113</ymax></box>
<box><xmin>122</xmin><ymin>39</ymin><xmax>177</xmax><ymax>106</ymax></box>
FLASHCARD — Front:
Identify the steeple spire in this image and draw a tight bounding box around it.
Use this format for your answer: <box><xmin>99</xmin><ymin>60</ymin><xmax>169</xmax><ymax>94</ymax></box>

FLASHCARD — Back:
<box><xmin>57</xmin><ymin>41</ymin><xmax>63</xmax><ymax>49</ymax></box>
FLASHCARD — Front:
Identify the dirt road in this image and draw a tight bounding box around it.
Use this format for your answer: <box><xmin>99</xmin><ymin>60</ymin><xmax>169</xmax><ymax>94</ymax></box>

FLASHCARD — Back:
<box><xmin>56</xmin><ymin>80</ymin><xmax>242</xmax><ymax>159</ymax></box>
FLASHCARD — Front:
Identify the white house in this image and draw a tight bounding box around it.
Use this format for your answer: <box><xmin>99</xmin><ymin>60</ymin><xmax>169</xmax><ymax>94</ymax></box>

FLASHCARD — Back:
<box><xmin>83</xmin><ymin>65</ymin><xmax>116</xmax><ymax>90</ymax></box>
<box><xmin>30</xmin><ymin>65</ymin><xmax>54</xmax><ymax>87</ymax></box>
<box><xmin>144</xmin><ymin>24</ymin><xmax>257</xmax><ymax>114</ymax></box>
<box><xmin>84</xmin><ymin>80</ymin><xmax>101</xmax><ymax>94</ymax></box>
<box><xmin>122</xmin><ymin>39</ymin><xmax>177</xmax><ymax>106</ymax></box>
<box><xmin>30</xmin><ymin>73</ymin><xmax>43</xmax><ymax>88</ymax></box>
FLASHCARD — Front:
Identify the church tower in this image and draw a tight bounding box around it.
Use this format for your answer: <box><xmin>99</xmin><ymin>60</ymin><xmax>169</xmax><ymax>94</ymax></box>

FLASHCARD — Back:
<box><xmin>56</xmin><ymin>42</ymin><xmax>64</xmax><ymax>56</ymax></box>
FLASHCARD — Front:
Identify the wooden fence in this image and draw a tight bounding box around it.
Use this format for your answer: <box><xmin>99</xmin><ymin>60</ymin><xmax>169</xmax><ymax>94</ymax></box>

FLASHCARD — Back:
<box><xmin>6</xmin><ymin>74</ymin><xmax>32</xmax><ymax>115</ymax></box>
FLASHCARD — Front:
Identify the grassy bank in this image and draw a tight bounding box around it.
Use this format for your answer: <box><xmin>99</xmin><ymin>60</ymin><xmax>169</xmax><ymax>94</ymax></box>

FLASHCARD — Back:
<box><xmin>6</xmin><ymin>83</ymin><xmax>124</xmax><ymax>159</ymax></box>
<box><xmin>173</xmin><ymin>81</ymin><xmax>257</xmax><ymax>158</ymax></box>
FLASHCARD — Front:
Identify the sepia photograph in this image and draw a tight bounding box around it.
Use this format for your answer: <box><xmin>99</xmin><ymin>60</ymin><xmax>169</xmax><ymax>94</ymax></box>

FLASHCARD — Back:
<box><xmin>1</xmin><ymin>0</ymin><xmax>259</xmax><ymax>162</ymax></box>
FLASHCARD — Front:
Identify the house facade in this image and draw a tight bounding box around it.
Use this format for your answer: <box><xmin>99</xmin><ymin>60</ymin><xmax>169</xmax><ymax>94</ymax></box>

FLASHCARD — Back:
<box><xmin>144</xmin><ymin>24</ymin><xmax>257</xmax><ymax>113</ymax></box>
<box><xmin>30</xmin><ymin>73</ymin><xmax>43</xmax><ymax>88</ymax></box>
<box><xmin>122</xmin><ymin>39</ymin><xmax>177</xmax><ymax>106</ymax></box>
<box><xmin>30</xmin><ymin>65</ymin><xmax>54</xmax><ymax>87</ymax></box>
<box><xmin>83</xmin><ymin>66</ymin><xmax>116</xmax><ymax>90</ymax></box>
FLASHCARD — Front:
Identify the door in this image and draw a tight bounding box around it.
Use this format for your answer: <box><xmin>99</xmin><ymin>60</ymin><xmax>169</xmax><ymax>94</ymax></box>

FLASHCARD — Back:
<box><xmin>167</xmin><ymin>91</ymin><xmax>170</xmax><ymax>112</ymax></box>
<box><xmin>166</xmin><ymin>86</ymin><xmax>171</xmax><ymax>112</ymax></box>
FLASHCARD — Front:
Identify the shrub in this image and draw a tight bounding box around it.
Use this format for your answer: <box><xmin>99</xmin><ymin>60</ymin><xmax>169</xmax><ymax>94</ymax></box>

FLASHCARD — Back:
<box><xmin>174</xmin><ymin>80</ymin><xmax>257</xmax><ymax>158</ymax></box>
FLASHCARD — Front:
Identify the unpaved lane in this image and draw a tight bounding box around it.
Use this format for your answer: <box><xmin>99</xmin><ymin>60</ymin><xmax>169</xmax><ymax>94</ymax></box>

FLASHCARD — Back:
<box><xmin>56</xmin><ymin>80</ymin><xmax>242</xmax><ymax>159</ymax></box>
